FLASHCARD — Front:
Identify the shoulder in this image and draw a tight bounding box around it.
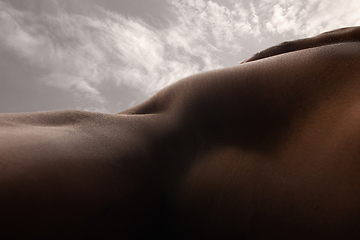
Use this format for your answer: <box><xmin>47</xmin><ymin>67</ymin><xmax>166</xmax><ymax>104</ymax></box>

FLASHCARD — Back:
<box><xmin>119</xmin><ymin>42</ymin><xmax>360</xmax><ymax>148</ymax></box>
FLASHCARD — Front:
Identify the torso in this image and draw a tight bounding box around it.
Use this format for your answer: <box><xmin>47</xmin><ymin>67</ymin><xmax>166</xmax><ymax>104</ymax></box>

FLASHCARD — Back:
<box><xmin>151</xmin><ymin>43</ymin><xmax>360</xmax><ymax>239</ymax></box>
<box><xmin>1</xmin><ymin>43</ymin><xmax>360</xmax><ymax>239</ymax></box>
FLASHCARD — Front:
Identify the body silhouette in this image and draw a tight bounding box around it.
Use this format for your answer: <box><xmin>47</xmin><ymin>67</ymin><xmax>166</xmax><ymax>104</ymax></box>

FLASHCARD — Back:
<box><xmin>1</xmin><ymin>27</ymin><xmax>360</xmax><ymax>239</ymax></box>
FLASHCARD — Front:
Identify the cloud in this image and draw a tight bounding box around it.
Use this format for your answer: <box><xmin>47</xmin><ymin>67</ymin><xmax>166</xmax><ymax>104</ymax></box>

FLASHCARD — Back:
<box><xmin>0</xmin><ymin>2</ymin><xmax>105</xmax><ymax>103</ymax></box>
<box><xmin>168</xmin><ymin>0</ymin><xmax>260</xmax><ymax>52</ymax></box>
<box><xmin>0</xmin><ymin>0</ymin><xmax>223</xmax><ymax>111</ymax></box>
<box><xmin>260</xmin><ymin>0</ymin><xmax>360</xmax><ymax>37</ymax></box>
<box><xmin>172</xmin><ymin>0</ymin><xmax>360</xmax><ymax>46</ymax></box>
<box><xmin>0</xmin><ymin>0</ymin><xmax>359</xmax><ymax>112</ymax></box>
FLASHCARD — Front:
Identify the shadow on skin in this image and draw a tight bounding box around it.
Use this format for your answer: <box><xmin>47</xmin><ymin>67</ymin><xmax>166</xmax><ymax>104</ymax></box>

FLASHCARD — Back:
<box><xmin>0</xmin><ymin>29</ymin><xmax>360</xmax><ymax>239</ymax></box>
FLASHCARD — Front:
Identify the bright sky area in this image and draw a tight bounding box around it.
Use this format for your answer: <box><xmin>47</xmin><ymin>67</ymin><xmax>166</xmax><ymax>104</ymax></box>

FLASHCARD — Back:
<box><xmin>1</xmin><ymin>0</ymin><xmax>359</xmax><ymax>113</ymax></box>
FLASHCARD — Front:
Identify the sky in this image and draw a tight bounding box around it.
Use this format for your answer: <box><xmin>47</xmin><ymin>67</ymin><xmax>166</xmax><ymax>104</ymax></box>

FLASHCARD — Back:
<box><xmin>0</xmin><ymin>0</ymin><xmax>359</xmax><ymax>114</ymax></box>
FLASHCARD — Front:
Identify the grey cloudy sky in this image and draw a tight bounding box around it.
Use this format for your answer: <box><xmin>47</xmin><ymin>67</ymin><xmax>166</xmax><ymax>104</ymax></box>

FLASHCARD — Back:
<box><xmin>1</xmin><ymin>0</ymin><xmax>359</xmax><ymax>113</ymax></box>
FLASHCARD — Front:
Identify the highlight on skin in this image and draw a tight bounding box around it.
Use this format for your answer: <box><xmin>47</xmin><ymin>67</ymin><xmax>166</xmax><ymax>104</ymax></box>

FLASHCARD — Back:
<box><xmin>0</xmin><ymin>27</ymin><xmax>360</xmax><ymax>239</ymax></box>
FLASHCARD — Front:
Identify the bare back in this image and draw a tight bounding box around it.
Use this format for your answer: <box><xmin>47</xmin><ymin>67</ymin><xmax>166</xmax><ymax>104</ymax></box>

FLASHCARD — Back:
<box><xmin>1</xmin><ymin>42</ymin><xmax>360</xmax><ymax>239</ymax></box>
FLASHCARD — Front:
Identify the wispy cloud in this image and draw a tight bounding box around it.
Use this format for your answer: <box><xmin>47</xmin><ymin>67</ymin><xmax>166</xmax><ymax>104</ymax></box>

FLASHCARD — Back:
<box><xmin>171</xmin><ymin>0</ymin><xmax>360</xmax><ymax>45</ymax></box>
<box><xmin>0</xmin><ymin>0</ymin><xmax>359</xmax><ymax>112</ymax></box>
<box><xmin>0</xmin><ymin>0</ymin><xmax>222</xmax><ymax>111</ymax></box>
<box><xmin>260</xmin><ymin>0</ymin><xmax>360</xmax><ymax>36</ymax></box>
<box><xmin>167</xmin><ymin>0</ymin><xmax>360</xmax><ymax>66</ymax></box>
<box><xmin>0</xmin><ymin>2</ymin><xmax>106</xmax><ymax>103</ymax></box>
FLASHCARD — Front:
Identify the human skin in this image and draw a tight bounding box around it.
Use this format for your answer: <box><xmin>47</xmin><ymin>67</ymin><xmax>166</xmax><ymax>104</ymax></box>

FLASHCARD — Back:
<box><xmin>1</xmin><ymin>30</ymin><xmax>360</xmax><ymax>239</ymax></box>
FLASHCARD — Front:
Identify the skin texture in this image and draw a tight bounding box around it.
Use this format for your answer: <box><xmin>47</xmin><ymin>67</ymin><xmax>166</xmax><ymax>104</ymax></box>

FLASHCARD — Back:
<box><xmin>242</xmin><ymin>26</ymin><xmax>360</xmax><ymax>63</ymax></box>
<box><xmin>1</xmin><ymin>28</ymin><xmax>360</xmax><ymax>239</ymax></box>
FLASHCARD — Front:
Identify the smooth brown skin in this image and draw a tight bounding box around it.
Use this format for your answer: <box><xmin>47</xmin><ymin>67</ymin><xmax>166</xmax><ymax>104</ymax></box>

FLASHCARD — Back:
<box><xmin>1</xmin><ymin>27</ymin><xmax>360</xmax><ymax>239</ymax></box>
<box><xmin>242</xmin><ymin>26</ymin><xmax>360</xmax><ymax>63</ymax></box>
